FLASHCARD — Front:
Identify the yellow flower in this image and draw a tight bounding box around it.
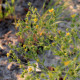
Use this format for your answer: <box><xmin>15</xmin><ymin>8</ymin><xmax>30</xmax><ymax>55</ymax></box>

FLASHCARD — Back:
<box><xmin>49</xmin><ymin>8</ymin><xmax>54</xmax><ymax>13</ymax></box>
<box><xmin>36</xmin><ymin>25</ymin><xmax>39</xmax><ymax>29</ymax></box>
<box><xmin>52</xmin><ymin>42</ymin><xmax>55</xmax><ymax>46</ymax></box>
<box><xmin>34</xmin><ymin>18</ymin><xmax>38</xmax><ymax>22</ymax></box>
<box><xmin>36</xmin><ymin>59</ymin><xmax>39</xmax><ymax>62</ymax></box>
<box><xmin>71</xmin><ymin>14</ymin><xmax>76</xmax><ymax>18</ymax></box>
<box><xmin>23</xmin><ymin>45</ymin><xmax>26</xmax><ymax>48</ymax></box>
<box><xmin>16</xmin><ymin>23</ymin><xmax>19</xmax><ymax>27</ymax></box>
<box><xmin>25</xmin><ymin>48</ymin><xmax>27</xmax><ymax>52</ymax></box>
<box><xmin>35</xmin><ymin>8</ymin><xmax>37</xmax><ymax>11</ymax></box>
<box><xmin>66</xmin><ymin>32</ymin><xmax>70</xmax><ymax>36</ymax></box>
<box><xmin>28</xmin><ymin>67</ymin><xmax>32</xmax><ymax>72</ymax></box>
<box><xmin>40</xmin><ymin>32</ymin><xmax>43</xmax><ymax>36</ymax></box>
<box><xmin>64</xmin><ymin>60</ymin><xmax>71</xmax><ymax>66</ymax></box>
<box><xmin>7</xmin><ymin>53</ymin><xmax>10</xmax><ymax>57</ymax></box>
<box><xmin>26</xmin><ymin>26</ymin><xmax>29</xmax><ymax>28</ymax></box>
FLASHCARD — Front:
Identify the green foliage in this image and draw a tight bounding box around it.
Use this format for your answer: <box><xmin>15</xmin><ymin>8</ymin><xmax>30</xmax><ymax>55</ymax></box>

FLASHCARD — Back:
<box><xmin>0</xmin><ymin>0</ymin><xmax>15</xmax><ymax>19</ymax></box>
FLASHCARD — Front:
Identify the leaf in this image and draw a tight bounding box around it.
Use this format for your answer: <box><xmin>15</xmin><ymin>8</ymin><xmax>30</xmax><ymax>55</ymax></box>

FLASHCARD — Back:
<box><xmin>11</xmin><ymin>0</ymin><xmax>15</xmax><ymax>4</ymax></box>
<box><xmin>51</xmin><ymin>21</ymin><xmax>65</xmax><ymax>26</ymax></box>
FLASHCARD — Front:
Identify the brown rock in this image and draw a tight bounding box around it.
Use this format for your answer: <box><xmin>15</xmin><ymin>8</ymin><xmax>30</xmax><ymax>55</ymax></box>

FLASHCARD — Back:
<box><xmin>7</xmin><ymin>62</ymin><xmax>19</xmax><ymax>71</ymax></box>
<box><xmin>47</xmin><ymin>66</ymin><xmax>55</xmax><ymax>71</ymax></box>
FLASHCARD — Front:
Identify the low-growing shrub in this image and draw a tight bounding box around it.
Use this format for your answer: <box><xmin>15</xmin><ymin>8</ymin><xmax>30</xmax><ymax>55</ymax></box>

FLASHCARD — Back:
<box><xmin>7</xmin><ymin>1</ymin><xmax>80</xmax><ymax>80</ymax></box>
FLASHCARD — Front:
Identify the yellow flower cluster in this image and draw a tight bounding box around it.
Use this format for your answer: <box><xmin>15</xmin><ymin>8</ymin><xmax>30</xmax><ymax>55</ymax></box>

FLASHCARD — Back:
<box><xmin>64</xmin><ymin>60</ymin><xmax>71</xmax><ymax>66</ymax></box>
<box><xmin>28</xmin><ymin>67</ymin><xmax>32</xmax><ymax>72</ymax></box>
<box><xmin>49</xmin><ymin>8</ymin><xmax>54</xmax><ymax>13</ymax></box>
<box><xmin>34</xmin><ymin>18</ymin><xmax>38</xmax><ymax>22</ymax></box>
<box><xmin>7</xmin><ymin>50</ymin><xmax>12</xmax><ymax>57</ymax></box>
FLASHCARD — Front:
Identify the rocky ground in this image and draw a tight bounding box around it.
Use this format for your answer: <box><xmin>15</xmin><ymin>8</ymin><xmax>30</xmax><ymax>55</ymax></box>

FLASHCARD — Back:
<box><xmin>0</xmin><ymin>0</ymin><xmax>80</xmax><ymax>80</ymax></box>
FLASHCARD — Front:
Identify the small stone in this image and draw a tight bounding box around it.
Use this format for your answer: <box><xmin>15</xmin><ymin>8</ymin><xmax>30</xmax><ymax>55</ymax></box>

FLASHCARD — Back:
<box><xmin>7</xmin><ymin>62</ymin><xmax>19</xmax><ymax>71</ymax></box>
